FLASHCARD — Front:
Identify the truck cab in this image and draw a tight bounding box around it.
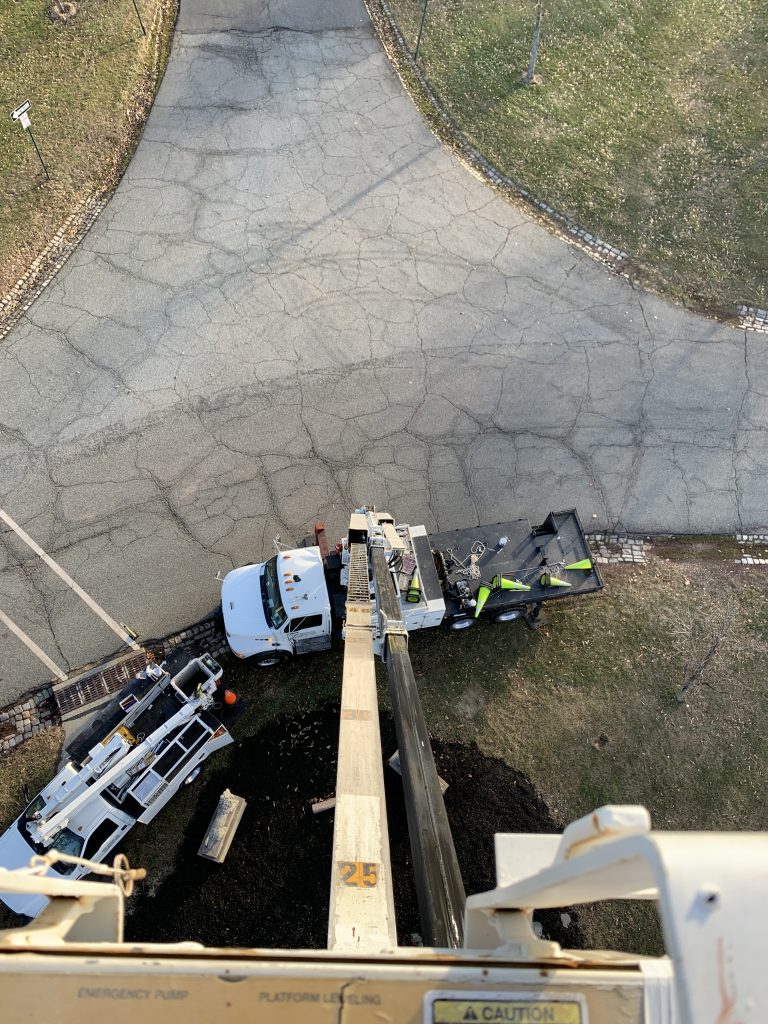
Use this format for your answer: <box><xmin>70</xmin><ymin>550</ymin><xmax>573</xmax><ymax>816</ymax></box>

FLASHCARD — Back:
<box><xmin>222</xmin><ymin>546</ymin><xmax>333</xmax><ymax>663</ymax></box>
<box><xmin>0</xmin><ymin>778</ymin><xmax>136</xmax><ymax>918</ymax></box>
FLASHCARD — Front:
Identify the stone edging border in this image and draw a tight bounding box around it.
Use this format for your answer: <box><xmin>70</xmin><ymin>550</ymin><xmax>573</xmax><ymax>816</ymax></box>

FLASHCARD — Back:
<box><xmin>735</xmin><ymin>532</ymin><xmax>768</xmax><ymax>565</ymax></box>
<box><xmin>0</xmin><ymin>686</ymin><xmax>58</xmax><ymax>755</ymax></box>
<box><xmin>587</xmin><ymin>533</ymin><xmax>648</xmax><ymax>565</ymax></box>
<box><xmin>0</xmin><ymin>0</ymin><xmax>174</xmax><ymax>344</ymax></box>
<box><xmin>365</xmin><ymin>0</ymin><xmax>763</xmax><ymax>334</ymax></box>
<box><xmin>736</xmin><ymin>306</ymin><xmax>768</xmax><ymax>334</ymax></box>
<box><xmin>0</xmin><ymin>195</ymin><xmax>108</xmax><ymax>343</ymax></box>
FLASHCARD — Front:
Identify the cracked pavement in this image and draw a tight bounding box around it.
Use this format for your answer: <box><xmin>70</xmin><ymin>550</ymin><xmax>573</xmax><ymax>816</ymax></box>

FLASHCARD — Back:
<box><xmin>1</xmin><ymin>0</ymin><xmax>766</xmax><ymax>703</ymax></box>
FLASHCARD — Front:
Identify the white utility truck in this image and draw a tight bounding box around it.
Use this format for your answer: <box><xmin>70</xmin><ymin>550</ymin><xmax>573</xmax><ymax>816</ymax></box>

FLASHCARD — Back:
<box><xmin>221</xmin><ymin>506</ymin><xmax>602</xmax><ymax>663</ymax></box>
<box><xmin>0</xmin><ymin>651</ymin><xmax>239</xmax><ymax>918</ymax></box>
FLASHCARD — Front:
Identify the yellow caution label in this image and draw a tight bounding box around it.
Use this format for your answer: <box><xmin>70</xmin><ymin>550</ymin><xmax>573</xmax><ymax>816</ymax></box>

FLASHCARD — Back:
<box><xmin>429</xmin><ymin>995</ymin><xmax>584</xmax><ymax>1024</ymax></box>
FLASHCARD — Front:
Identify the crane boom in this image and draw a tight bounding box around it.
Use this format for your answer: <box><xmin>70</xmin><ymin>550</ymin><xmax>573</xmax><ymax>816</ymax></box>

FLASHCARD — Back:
<box><xmin>370</xmin><ymin>544</ymin><xmax>466</xmax><ymax>947</ymax></box>
<box><xmin>327</xmin><ymin>540</ymin><xmax>396</xmax><ymax>951</ymax></box>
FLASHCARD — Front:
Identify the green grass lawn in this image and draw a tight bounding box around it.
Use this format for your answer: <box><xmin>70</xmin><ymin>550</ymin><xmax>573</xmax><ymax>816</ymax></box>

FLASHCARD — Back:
<box><xmin>377</xmin><ymin>0</ymin><xmax>768</xmax><ymax>313</ymax></box>
<box><xmin>0</xmin><ymin>0</ymin><xmax>176</xmax><ymax>298</ymax></box>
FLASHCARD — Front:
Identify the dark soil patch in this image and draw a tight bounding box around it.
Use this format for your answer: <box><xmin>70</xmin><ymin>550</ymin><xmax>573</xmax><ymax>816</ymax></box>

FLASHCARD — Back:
<box><xmin>126</xmin><ymin>702</ymin><xmax>583</xmax><ymax>949</ymax></box>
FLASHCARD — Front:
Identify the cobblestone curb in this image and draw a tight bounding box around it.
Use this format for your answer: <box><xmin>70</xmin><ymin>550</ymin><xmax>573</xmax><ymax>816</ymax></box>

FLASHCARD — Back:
<box><xmin>0</xmin><ymin>611</ymin><xmax>226</xmax><ymax>756</ymax></box>
<box><xmin>0</xmin><ymin>686</ymin><xmax>58</xmax><ymax>755</ymax></box>
<box><xmin>145</xmin><ymin>611</ymin><xmax>227</xmax><ymax>662</ymax></box>
<box><xmin>737</xmin><ymin>306</ymin><xmax>768</xmax><ymax>334</ymax></box>
<box><xmin>735</xmin><ymin>532</ymin><xmax>768</xmax><ymax>565</ymax></box>
<box><xmin>0</xmin><ymin>195</ymin><xmax>109</xmax><ymax>343</ymax></box>
<box><xmin>587</xmin><ymin>533</ymin><xmax>649</xmax><ymax>565</ymax></box>
<box><xmin>367</xmin><ymin>0</ymin><xmax>764</xmax><ymax>331</ymax></box>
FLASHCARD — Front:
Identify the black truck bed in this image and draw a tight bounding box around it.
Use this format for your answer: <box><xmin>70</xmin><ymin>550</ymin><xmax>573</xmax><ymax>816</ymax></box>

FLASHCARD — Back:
<box><xmin>429</xmin><ymin>509</ymin><xmax>602</xmax><ymax>620</ymax></box>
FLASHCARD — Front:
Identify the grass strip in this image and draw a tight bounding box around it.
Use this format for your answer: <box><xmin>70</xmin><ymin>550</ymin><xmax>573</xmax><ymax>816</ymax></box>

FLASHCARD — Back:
<box><xmin>0</xmin><ymin>0</ymin><xmax>177</xmax><ymax>301</ymax></box>
<box><xmin>374</xmin><ymin>0</ymin><xmax>768</xmax><ymax>314</ymax></box>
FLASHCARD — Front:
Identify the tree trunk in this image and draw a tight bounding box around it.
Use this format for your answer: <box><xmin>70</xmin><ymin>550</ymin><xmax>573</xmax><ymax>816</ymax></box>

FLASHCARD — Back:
<box><xmin>521</xmin><ymin>2</ymin><xmax>544</xmax><ymax>85</ymax></box>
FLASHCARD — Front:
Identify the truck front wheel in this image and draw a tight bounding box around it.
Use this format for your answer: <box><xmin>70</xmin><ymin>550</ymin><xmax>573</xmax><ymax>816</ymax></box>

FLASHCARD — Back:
<box><xmin>254</xmin><ymin>652</ymin><xmax>287</xmax><ymax>668</ymax></box>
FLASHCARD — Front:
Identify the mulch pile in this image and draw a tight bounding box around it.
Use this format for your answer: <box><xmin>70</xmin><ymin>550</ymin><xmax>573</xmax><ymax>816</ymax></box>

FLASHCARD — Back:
<box><xmin>126</xmin><ymin>702</ymin><xmax>582</xmax><ymax>949</ymax></box>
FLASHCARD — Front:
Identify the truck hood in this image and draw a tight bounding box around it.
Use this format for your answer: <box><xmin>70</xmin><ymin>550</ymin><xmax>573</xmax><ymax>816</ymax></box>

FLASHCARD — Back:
<box><xmin>0</xmin><ymin>821</ymin><xmax>49</xmax><ymax>918</ymax></box>
<box><xmin>275</xmin><ymin>546</ymin><xmax>328</xmax><ymax>618</ymax></box>
<box><xmin>221</xmin><ymin>565</ymin><xmax>275</xmax><ymax>657</ymax></box>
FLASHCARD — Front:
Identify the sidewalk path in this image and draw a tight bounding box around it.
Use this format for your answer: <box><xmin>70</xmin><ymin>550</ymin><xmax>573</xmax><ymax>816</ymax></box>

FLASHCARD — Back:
<box><xmin>0</xmin><ymin>0</ymin><xmax>765</xmax><ymax>702</ymax></box>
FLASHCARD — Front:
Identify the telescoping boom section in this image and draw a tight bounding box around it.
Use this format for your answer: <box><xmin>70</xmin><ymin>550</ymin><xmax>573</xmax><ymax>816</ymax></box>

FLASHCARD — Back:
<box><xmin>327</xmin><ymin>539</ymin><xmax>397</xmax><ymax>952</ymax></box>
<box><xmin>329</xmin><ymin>509</ymin><xmax>466</xmax><ymax>951</ymax></box>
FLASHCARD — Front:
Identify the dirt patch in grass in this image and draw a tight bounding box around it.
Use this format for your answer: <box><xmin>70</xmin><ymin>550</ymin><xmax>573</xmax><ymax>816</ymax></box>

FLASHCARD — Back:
<box><xmin>0</xmin><ymin>0</ymin><xmax>177</xmax><ymax>304</ymax></box>
<box><xmin>372</xmin><ymin>0</ymin><xmax>768</xmax><ymax>314</ymax></box>
<box><xmin>125</xmin><ymin>702</ymin><xmax>581</xmax><ymax>950</ymax></box>
<box><xmin>650</xmin><ymin>535</ymin><xmax>743</xmax><ymax>561</ymax></box>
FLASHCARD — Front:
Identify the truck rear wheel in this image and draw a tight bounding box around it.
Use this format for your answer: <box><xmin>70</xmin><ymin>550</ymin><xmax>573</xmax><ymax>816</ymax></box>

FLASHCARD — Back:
<box><xmin>254</xmin><ymin>652</ymin><xmax>287</xmax><ymax>668</ymax></box>
<box><xmin>492</xmin><ymin>608</ymin><xmax>524</xmax><ymax>624</ymax></box>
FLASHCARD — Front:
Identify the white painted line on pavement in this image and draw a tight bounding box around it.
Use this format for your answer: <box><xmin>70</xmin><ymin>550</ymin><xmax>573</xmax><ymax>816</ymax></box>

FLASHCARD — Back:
<box><xmin>0</xmin><ymin>608</ymin><xmax>68</xmax><ymax>681</ymax></box>
<box><xmin>0</xmin><ymin>508</ymin><xmax>141</xmax><ymax>652</ymax></box>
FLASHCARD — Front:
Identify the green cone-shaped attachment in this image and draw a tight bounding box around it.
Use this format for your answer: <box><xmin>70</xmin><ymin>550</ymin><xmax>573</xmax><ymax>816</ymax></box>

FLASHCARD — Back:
<box><xmin>475</xmin><ymin>584</ymin><xmax>492</xmax><ymax>617</ymax></box>
<box><xmin>406</xmin><ymin>571</ymin><xmax>421</xmax><ymax>603</ymax></box>
<box><xmin>540</xmin><ymin>572</ymin><xmax>571</xmax><ymax>588</ymax></box>
<box><xmin>564</xmin><ymin>558</ymin><xmax>592</xmax><ymax>571</ymax></box>
<box><xmin>492</xmin><ymin>574</ymin><xmax>531</xmax><ymax>591</ymax></box>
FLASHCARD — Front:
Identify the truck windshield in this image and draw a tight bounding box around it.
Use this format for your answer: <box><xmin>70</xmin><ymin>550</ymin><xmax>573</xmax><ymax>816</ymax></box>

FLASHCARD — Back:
<box><xmin>262</xmin><ymin>556</ymin><xmax>287</xmax><ymax>628</ymax></box>
<box><xmin>24</xmin><ymin>794</ymin><xmax>45</xmax><ymax>821</ymax></box>
<box><xmin>49</xmin><ymin>828</ymin><xmax>85</xmax><ymax>875</ymax></box>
